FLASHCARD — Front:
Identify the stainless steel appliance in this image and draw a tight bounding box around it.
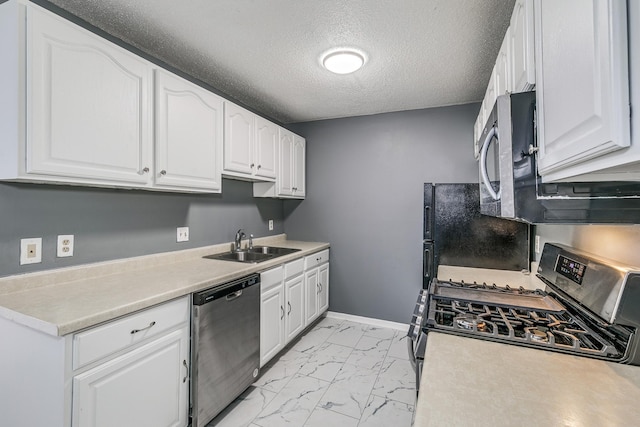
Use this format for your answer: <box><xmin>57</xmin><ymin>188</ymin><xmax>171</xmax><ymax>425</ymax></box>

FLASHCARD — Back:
<box><xmin>191</xmin><ymin>274</ymin><xmax>260</xmax><ymax>427</ymax></box>
<box><xmin>479</xmin><ymin>91</ymin><xmax>640</xmax><ymax>223</ymax></box>
<box><xmin>422</xmin><ymin>183</ymin><xmax>530</xmax><ymax>287</ymax></box>
<box><xmin>409</xmin><ymin>243</ymin><xmax>640</xmax><ymax>393</ymax></box>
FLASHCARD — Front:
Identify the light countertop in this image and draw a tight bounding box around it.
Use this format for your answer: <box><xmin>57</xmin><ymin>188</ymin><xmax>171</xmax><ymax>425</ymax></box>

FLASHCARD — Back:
<box><xmin>414</xmin><ymin>332</ymin><xmax>640</xmax><ymax>427</ymax></box>
<box><xmin>0</xmin><ymin>234</ymin><xmax>328</xmax><ymax>336</ymax></box>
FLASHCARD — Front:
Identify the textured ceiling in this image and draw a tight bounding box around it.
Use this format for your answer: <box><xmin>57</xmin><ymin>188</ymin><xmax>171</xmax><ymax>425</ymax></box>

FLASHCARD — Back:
<box><xmin>43</xmin><ymin>0</ymin><xmax>515</xmax><ymax>124</ymax></box>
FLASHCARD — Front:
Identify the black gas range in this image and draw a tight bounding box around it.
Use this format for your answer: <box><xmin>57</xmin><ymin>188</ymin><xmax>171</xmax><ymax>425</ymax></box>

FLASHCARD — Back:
<box><xmin>408</xmin><ymin>243</ymin><xmax>640</xmax><ymax>394</ymax></box>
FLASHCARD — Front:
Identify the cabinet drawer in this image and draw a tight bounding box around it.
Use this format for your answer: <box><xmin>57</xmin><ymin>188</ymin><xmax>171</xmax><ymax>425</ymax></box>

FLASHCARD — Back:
<box><xmin>261</xmin><ymin>265</ymin><xmax>284</xmax><ymax>292</ymax></box>
<box><xmin>304</xmin><ymin>249</ymin><xmax>330</xmax><ymax>270</ymax></box>
<box><xmin>72</xmin><ymin>296</ymin><xmax>189</xmax><ymax>370</ymax></box>
<box><xmin>284</xmin><ymin>258</ymin><xmax>304</xmax><ymax>279</ymax></box>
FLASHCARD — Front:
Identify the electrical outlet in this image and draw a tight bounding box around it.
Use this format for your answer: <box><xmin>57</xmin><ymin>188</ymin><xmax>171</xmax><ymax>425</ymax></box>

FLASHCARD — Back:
<box><xmin>535</xmin><ymin>235</ymin><xmax>541</xmax><ymax>254</ymax></box>
<box><xmin>57</xmin><ymin>235</ymin><xmax>74</xmax><ymax>257</ymax></box>
<box><xmin>268</xmin><ymin>220</ymin><xmax>274</xmax><ymax>231</ymax></box>
<box><xmin>177</xmin><ymin>227</ymin><xmax>189</xmax><ymax>242</ymax></box>
<box><xmin>20</xmin><ymin>238</ymin><xmax>42</xmax><ymax>265</ymax></box>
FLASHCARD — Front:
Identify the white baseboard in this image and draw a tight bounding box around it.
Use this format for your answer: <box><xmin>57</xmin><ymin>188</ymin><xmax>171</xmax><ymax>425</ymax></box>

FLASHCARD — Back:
<box><xmin>325</xmin><ymin>311</ymin><xmax>408</xmax><ymax>331</ymax></box>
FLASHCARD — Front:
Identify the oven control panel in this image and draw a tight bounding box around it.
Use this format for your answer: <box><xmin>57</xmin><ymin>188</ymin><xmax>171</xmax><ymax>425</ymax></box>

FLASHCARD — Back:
<box><xmin>556</xmin><ymin>255</ymin><xmax>586</xmax><ymax>285</ymax></box>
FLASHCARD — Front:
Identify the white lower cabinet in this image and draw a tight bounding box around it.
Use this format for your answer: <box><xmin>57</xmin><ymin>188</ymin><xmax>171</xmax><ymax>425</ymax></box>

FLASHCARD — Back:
<box><xmin>285</xmin><ymin>273</ymin><xmax>305</xmax><ymax>342</ymax></box>
<box><xmin>72</xmin><ymin>327</ymin><xmax>189</xmax><ymax>427</ymax></box>
<box><xmin>71</xmin><ymin>296</ymin><xmax>190</xmax><ymax>427</ymax></box>
<box><xmin>304</xmin><ymin>250</ymin><xmax>330</xmax><ymax>325</ymax></box>
<box><xmin>260</xmin><ymin>266</ymin><xmax>285</xmax><ymax>367</ymax></box>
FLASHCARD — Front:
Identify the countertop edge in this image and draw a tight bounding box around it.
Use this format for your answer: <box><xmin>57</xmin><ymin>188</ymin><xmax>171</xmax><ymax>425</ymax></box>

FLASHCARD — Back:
<box><xmin>0</xmin><ymin>238</ymin><xmax>330</xmax><ymax>337</ymax></box>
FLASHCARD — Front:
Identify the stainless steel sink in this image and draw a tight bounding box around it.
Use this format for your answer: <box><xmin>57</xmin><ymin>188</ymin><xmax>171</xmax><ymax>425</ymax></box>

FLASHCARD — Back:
<box><xmin>204</xmin><ymin>251</ymin><xmax>273</xmax><ymax>263</ymax></box>
<box><xmin>203</xmin><ymin>246</ymin><xmax>300</xmax><ymax>263</ymax></box>
<box><xmin>247</xmin><ymin>246</ymin><xmax>301</xmax><ymax>256</ymax></box>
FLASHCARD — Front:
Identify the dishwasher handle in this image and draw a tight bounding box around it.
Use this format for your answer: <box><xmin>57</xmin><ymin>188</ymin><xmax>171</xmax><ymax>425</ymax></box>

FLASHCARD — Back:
<box><xmin>226</xmin><ymin>290</ymin><xmax>243</xmax><ymax>301</ymax></box>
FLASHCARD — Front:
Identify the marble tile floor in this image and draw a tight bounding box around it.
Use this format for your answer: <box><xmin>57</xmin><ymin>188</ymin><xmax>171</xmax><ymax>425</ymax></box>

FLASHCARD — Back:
<box><xmin>208</xmin><ymin>316</ymin><xmax>415</xmax><ymax>427</ymax></box>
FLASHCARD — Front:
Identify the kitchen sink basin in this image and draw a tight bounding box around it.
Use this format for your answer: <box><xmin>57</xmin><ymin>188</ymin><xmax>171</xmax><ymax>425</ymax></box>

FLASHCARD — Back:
<box><xmin>203</xmin><ymin>246</ymin><xmax>300</xmax><ymax>263</ymax></box>
<box><xmin>247</xmin><ymin>246</ymin><xmax>301</xmax><ymax>256</ymax></box>
<box><xmin>204</xmin><ymin>251</ymin><xmax>273</xmax><ymax>263</ymax></box>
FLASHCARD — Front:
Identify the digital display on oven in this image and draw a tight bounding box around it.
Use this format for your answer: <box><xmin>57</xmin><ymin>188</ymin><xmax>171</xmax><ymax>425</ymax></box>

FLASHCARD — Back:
<box><xmin>556</xmin><ymin>255</ymin><xmax>586</xmax><ymax>285</ymax></box>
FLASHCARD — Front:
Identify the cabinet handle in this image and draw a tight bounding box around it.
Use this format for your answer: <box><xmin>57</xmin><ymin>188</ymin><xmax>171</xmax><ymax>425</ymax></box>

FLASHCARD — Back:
<box><xmin>317</xmin><ymin>283</ymin><xmax>320</xmax><ymax>294</ymax></box>
<box><xmin>160</xmin><ymin>170</ymin><xmax>167</xmax><ymax>176</ymax></box>
<box><xmin>131</xmin><ymin>321</ymin><xmax>156</xmax><ymax>335</ymax></box>
<box><xmin>139</xmin><ymin>167</ymin><xmax>150</xmax><ymax>175</ymax></box>
<box><xmin>250</xmin><ymin>163</ymin><xmax>255</xmax><ymax>168</ymax></box>
<box><xmin>293</xmin><ymin>187</ymin><xmax>297</xmax><ymax>191</ymax></box>
<box><xmin>287</xmin><ymin>301</ymin><xmax>291</xmax><ymax>315</ymax></box>
<box><xmin>257</xmin><ymin>164</ymin><xmax>261</xmax><ymax>169</ymax></box>
<box><xmin>183</xmin><ymin>359</ymin><xmax>189</xmax><ymax>383</ymax></box>
<box><xmin>318</xmin><ymin>283</ymin><xmax>322</xmax><ymax>293</ymax></box>
<box><xmin>280</xmin><ymin>305</ymin><xmax>284</xmax><ymax>320</ymax></box>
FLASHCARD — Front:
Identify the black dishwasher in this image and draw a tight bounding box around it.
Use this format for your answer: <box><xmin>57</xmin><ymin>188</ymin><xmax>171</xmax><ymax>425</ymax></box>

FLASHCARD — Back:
<box><xmin>190</xmin><ymin>273</ymin><xmax>260</xmax><ymax>427</ymax></box>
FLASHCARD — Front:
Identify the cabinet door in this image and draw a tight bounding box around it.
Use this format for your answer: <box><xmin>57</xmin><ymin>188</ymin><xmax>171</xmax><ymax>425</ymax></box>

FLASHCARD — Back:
<box><xmin>285</xmin><ymin>274</ymin><xmax>305</xmax><ymax>342</ymax></box>
<box><xmin>510</xmin><ymin>0</ymin><xmax>535</xmax><ymax>92</ymax></box>
<box><xmin>495</xmin><ymin>27</ymin><xmax>511</xmax><ymax>96</ymax></box>
<box><xmin>255</xmin><ymin>116</ymin><xmax>278</xmax><ymax>179</ymax></box>
<box><xmin>224</xmin><ymin>102</ymin><xmax>254</xmax><ymax>175</ymax></box>
<box><xmin>278</xmin><ymin>128</ymin><xmax>294</xmax><ymax>196</ymax></box>
<box><xmin>27</xmin><ymin>5</ymin><xmax>152</xmax><ymax>185</ymax></box>
<box><xmin>155</xmin><ymin>69</ymin><xmax>223</xmax><ymax>191</ymax></box>
<box><xmin>304</xmin><ymin>268</ymin><xmax>319</xmax><ymax>325</ymax></box>
<box><xmin>534</xmin><ymin>0</ymin><xmax>630</xmax><ymax>180</ymax></box>
<box><xmin>292</xmin><ymin>135</ymin><xmax>306</xmax><ymax>197</ymax></box>
<box><xmin>260</xmin><ymin>283</ymin><xmax>285</xmax><ymax>367</ymax></box>
<box><xmin>72</xmin><ymin>327</ymin><xmax>189</xmax><ymax>427</ymax></box>
<box><xmin>318</xmin><ymin>263</ymin><xmax>329</xmax><ymax>314</ymax></box>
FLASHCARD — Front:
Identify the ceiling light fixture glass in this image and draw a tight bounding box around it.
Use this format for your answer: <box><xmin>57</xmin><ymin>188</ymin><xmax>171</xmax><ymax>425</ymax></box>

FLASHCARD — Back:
<box><xmin>322</xmin><ymin>49</ymin><xmax>365</xmax><ymax>74</ymax></box>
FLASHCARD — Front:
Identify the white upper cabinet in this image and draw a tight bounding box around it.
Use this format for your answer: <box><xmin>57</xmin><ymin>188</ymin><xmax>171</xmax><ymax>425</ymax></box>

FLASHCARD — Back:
<box><xmin>254</xmin><ymin>116</ymin><xmax>279</xmax><ymax>179</ymax></box>
<box><xmin>223</xmin><ymin>102</ymin><xmax>278</xmax><ymax>181</ymax></box>
<box><xmin>253</xmin><ymin>127</ymin><xmax>306</xmax><ymax>199</ymax></box>
<box><xmin>25</xmin><ymin>2</ymin><xmax>153</xmax><ymax>185</ymax></box>
<box><xmin>510</xmin><ymin>0</ymin><xmax>535</xmax><ymax>92</ymax></box>
<box><xmin>0</xmin><ymin>1</ymin><xmax>232</xmax><ymax>192</ymax></box>
<box><xmin>494</xmin><ymin>27</ymin><xmax>511</xmax><ymax>98</ymax></box>
<box><xmin>292</xmin><ymin>134</ymin><xmax>306</xmax><ymax>197</ymax></box>
<box><xmin>223</xmin><ymin>102</ymin><xmax>254</xmax><ymax>176</ymax></box>
<box><xmin>534</xmin><ymin>0</ymin><xmax>633</xmax><ymax>181</ymax></box>
<box><xmin>154</xmin><ymin>69</ymin><xmax>223</xmax><ymax>192</ymax></box>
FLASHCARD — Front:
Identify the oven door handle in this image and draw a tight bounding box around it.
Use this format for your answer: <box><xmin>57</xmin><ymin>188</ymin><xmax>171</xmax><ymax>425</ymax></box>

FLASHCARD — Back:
<box><xmin>407</xmin><ymin>337</ymin><xmax>417</xmax><ymax>371</ymax></box>
<box><xmin>480</xmin><ymin>125</ymin><xmax>501</xmax><ymax>201</ymax></box>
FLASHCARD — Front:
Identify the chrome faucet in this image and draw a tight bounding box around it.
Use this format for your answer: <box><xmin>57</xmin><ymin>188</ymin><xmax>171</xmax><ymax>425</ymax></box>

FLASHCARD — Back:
<box><xmin>248</xmin><ymin>234</ymin><xmax>254</xmax><ymax>250</ymax></box>
<box><xmin>234</xmin><ymin>229</ymin><xmax>246</xmax><ymax>252</ymax></box>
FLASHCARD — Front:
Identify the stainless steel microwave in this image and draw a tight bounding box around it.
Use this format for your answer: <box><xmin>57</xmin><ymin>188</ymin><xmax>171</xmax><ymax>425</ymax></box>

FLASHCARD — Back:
<box><xmin>478</xmin><ymin>92</ymin><xmax>640</xmax><ymax>224</ymax></box>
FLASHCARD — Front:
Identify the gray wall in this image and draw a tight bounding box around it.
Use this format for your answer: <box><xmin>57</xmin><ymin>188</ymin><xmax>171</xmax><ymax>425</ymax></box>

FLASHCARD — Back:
<box><xmin>285</xmin><ymin>104</ymin><xmax>480</xmax><ymax>323</ymax></box>
<box><xmin>0</xmin><ymin>179</ymin><xmax>284</xmax><ymax>277</ymax></box>
<box><xmin>535</xmin><ymin>224</ymin><xmax>640</xmax><ymax>267</ymax></box>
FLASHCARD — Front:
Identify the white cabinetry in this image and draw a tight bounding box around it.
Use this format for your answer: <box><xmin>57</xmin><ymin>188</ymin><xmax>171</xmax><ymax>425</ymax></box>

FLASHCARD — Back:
<box><xmin>510</xmin><ymin>0</ymin><xmax>535</xmax><ymax>92</ymax></box>
<box><xmin>260</xmin><ymin>266</ymin><xmax>286</xmax><ymax>367</ymax></box>
<box><xmin>304</xmin><ymin>249</ymin><xmax>330</xmax><ymax>325</ymax></box>
<box><xmin>253</xmin><ymin>128</ymin><xmax>306</xmax><ymax>199</ymax></box>
<box><xmin>72</xmin><ymin>328</ymin><xmax>189</xmax><ymax>427</ymax></box>
<box><xmin>154</xmin><ymin>69</ymin><xmax>224</xmax><ymax>192</ymax></box>
<box><xmin>534</xmin><ymin>0</ymin><xmax>636</xmax><ymax>182</ymax></box>
<box><xmin>255</xmin><ymin>116</ymin><xmax>279</xmax><ymax>180</ymax></box>
<box><xmin>223</xmin><ymin>102</ymin><xmax>277</xmax><ymax>181</ymax></box>
<box><xmin>0</xmin><ymin>296</ymin><xmax>190</xmax><ymax>427</ymax></box>
<box><xmin>0</xmin><ymin>1</ymin><xmax>229</xmax><ymax>192</ymax></box>
<box><xmin>72</xmin><ymin>296</ymin><xmax>190</xmax><ymax>427</ymax></box>
<box><xmin>260</xmin><ymin>252</ymin><xmax>330</xmax><ymax>367</ymax></box>
<box><xmin>285</xmin><ymin>264</ymin><xmax>305</xmax><ymax>342</ymax></box>
<box><xmin>0</xmin><ymin>1</ymin><xmax>153</xmax><ymax>186</ymax></box>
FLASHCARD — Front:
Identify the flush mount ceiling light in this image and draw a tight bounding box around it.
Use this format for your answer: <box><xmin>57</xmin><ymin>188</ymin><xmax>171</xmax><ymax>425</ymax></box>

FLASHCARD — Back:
<box><xmin>322</xmin><ymin>49</ymin><xmax>366</xmax><ymax>74</ymax></box>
